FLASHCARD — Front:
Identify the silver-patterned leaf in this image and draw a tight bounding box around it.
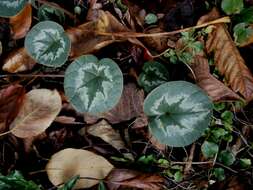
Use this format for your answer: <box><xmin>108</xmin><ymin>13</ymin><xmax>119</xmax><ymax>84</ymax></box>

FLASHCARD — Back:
<box><xmin>0</xmin><ymin>0</ymin><xmax>27</xmax><ymax>17</ymax></box>
<box><xmin>144</xmin><ymin>81</ymin><xmax>213</xmax><ymax>147</ymax></box>
<box><xmin>64</xmin><ymin>55</ymin><xmax>123</xmax><ymax>114</ymax></box>
<box><xmin>25</xmin><ymin>21</ymin><xmax>70</xmax><ymax>67</ymax></box>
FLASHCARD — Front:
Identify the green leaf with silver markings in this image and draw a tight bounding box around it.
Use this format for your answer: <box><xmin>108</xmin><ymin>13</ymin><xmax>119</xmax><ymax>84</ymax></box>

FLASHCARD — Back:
<box><xmin>144</xmin><ymin>81</ymin><xmax>213</xmax><ymax>147</ymax></box>
<box><xmin>64</xmin><ymin>55</ymin><xmax>123</xmax><ymax>114</ymax></box>
<box><xmin>25</xmin><ymin>21</ymin><xmax>70</xmax><ymax>67</ymax></box>
<box><xmin>138</xmin><ymin>61</ymin><xmax>169</xmax><ymax>93</ymax></box>
<box><xmin>0</xmin><ymin>0</ymin><xmax>27</xmax><ymax>17</ymax></box>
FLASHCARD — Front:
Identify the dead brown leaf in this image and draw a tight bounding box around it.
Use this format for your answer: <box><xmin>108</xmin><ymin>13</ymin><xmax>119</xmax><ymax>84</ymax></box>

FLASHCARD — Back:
<box><xmin>191</xmin><ymin>56</ymin><xmax>241</xmax><ymax>102</ymax></box>
<box><xmin>0</xmin><ymin>85</ymin><xmax>25</xmax><ymax>132</ymax></box>
<box><xmin>2</xmin><ymin>48</ymin><xmax>36</xmax><ymax>73</ymax></box>
<box><xmin>199</xmin><ymin>8</ymin><xmax>253</xmax><ymax>102</ymax></box>
<box><xmin>10</xmin><ymin>89</ymin><xmax>62</xmax><ymax>138</ymax></box>
<box><xmin>9</xmin><ymin>4</ymin><xmax>32</xmax><ymax>40</ymax></box>
<box><xmin>84</xmin><ymin>83</ymin><xmax>145</xmax><ymax>124</ymax></box>
<box><xmin>106</xmin><ymin>169</ymin><xmax>164</xmax><ymax>190</ymax></box>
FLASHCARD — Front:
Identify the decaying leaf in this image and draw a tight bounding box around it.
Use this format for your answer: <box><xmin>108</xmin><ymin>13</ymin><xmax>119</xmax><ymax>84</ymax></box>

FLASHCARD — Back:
<box><xmin>67</xmin><ymin>10</ymin><xmax>150</xmax><ymax>59</ymax></box>
<box><xmin>9</xmin><ymin>3</ymin><xmax>32</xmax><ymax>39</ymax></box>
<box><xmin>10</xmin><ymin>89</ymin><xmax>62</xmax><ymax>138</ymax></box>
<box><xmin>46</xmin><ymin>148</ymin><xmax>114</xmax><ymax>189</ymax></box>
<box><xmin>106</xmin><ymin>169</ymin><xmax>164</xmax><ymax>190</ymax></box>
<box><xmin>2</xmin><ymin>48</ymin><xmax>36</xmax><ymax>73</ymax></box>
<box><xmin>84</xmin><ymin>83</ymin><xmax>145</xmax><ymax>124</ymax></box>
<box><xmin>191</xmin><ymin>56</ymin><xmax>241</xmax><ymax>102</ymax></box>
<box><xmin>199</xmin><ymin>8</ymin><xmax>253</xmax><ymax>102</ymax></box>
<box><xmin>86</xmin><ymin>120</ymin><xmax>126</xmax><ymax>151</ymax></box>
<box><xmin>0</xmin><ymin>85</ymin><xmax>25</xmax><ymax>132</ymax></box>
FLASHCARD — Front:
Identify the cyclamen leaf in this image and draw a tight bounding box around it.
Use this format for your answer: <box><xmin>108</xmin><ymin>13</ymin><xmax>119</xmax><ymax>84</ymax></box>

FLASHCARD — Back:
<box><xmin>46</xmin><ymin>148</ymin><xmax>114</xmax><ymax>189</ymax></box>
<box><xmin>25</xmin><ymin>21</ymin><xmax>70</xmax><ymax>67</ymax></box>
<box><xmin>64</xmin><ymin>55</ymin><xmax>123</xmax><ymax>114</ymax></box>
<box><xmin>138</xmin><ymin>61</ymin><xmax>169</xmax><ymax>92</ymax></box>
<box><xmin>10</xmin><ymin>89</ymin><xmax>62</xmax><ymax>138</ymax></box>
<box><xmin>144</xmin><ymin>81</ymin><xmax>213</xmax><ymax>147</ymax></box>
<box><xmin>0</xmin><ymin>0</ymin><xmax>27</xmax><ymax>17</ymax></box>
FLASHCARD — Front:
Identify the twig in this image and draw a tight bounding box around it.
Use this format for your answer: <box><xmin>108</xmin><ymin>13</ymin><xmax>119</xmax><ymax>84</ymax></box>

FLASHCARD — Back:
<box><xmin>184</xmin><ymin>143</ymin><xmax>196</xmax><ymax>175</ymax></box>
<box><xmin>93</xmin><ymin>17</ymin><xmax>230</xmax><ymax>38</ymax></box>
<box><xmin>0</xmin><ymin>74</ymin><xmax>65</xmax><ymax>78</ymax></box>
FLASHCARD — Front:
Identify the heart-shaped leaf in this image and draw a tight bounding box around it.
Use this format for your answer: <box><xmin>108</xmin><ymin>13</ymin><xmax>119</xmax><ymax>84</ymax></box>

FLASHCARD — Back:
<box><xmin>46</xmin><ymin>148</ymin><xmax>114</xmax><ymax>189</ymax></box>
<box><xmin>0</xmin><ymin>0</ymin><xmax>27</xmax><ymax>17</ymax></box>
<box><xmin>144</xmin><ymin>81</ymin><xmax>213</xmax><ymax>147</ymax></box>
<box><xmin>138</xmin><ymin>61</ymin><xmax>169</xmax><ymax>93</ymax></box>
<box><xmin>64</xmin><ymin>55</ymin><xmax>123</xmax><ymax>114</ymax></box>
<box><xmin>25</xmin><ymin>21</ymin><xmax>70</xmax><ymax>67</ymax></box>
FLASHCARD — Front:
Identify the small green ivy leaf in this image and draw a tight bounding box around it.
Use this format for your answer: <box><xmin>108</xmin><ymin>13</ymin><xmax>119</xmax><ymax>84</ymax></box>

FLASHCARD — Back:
<box><xmin>213</xmin><ymin>168</ymin><xmax>225</xmax><ymax>181</ymax></box>
<box><xmin>201</xmin><ymin>141</ymin><xmax>219</xmax><ymax>159</ymax></box>
<box><xmin>144</xmin><ymin>81</ymin><xmax>213</xmax><ymax>147</ymax></box>
<box><xmin>235</xmin><ymin>7</ymin><xmax>253</xmax><ymax>23</ymax></box>
<box><xmin>221</xmin><ymin>110</ymin><xmax>233</xmax><ymax>124</ymax></box>
<box><xmin>64</xmin><ymin>55</ymin><xmax>123</xmax><ymax>114</ymax></box>
<box><xmin>174</xmin><ymin>171</ymin><xmax>183</xmax><ymax>182</ymax></box>
<box><xmin>145</xmin><ymin>13</ymin><xmax>158</xmax><ymax>24</ymax></box>
<box><xmin>218</xmin><ymin>150</ymin><xmax>235</xmax><ymax>166</ymax></box>
<box><xmin>240</xmin><ymin>158</ymin><xmax>251</xmax><ymax>168</ymax></box>
<box><xmin>221</xmin><ymin>0</ymin><xmax>244</xmax><ymax>15</ymax></box>
<box><xmin>0</xmin><ymin>171</ymin><xmax>41</xmax><ymax>190</ymax></box>
<box><xmin>233</xmin><ymin>23</ymin><xmax>253</xmax><ymax>46</ymax></box>
<box><xmin>138</xmin><ymin>61</ymin><xmax>169</xmax><ymax>92</ymax></box>
<box><xmin>38</xmin><ymin>4</ymin><xmax>65</xmax><ymax>24</ymax></box>
<box><xmin>25</xmin><ymin>21</ymin><xmax>70</xmax><ymax>67</ymax></box>
<box><xmin>0</xmin><ymin>0</ymin><xmax>27</xmax><ymax>17</ymax></box>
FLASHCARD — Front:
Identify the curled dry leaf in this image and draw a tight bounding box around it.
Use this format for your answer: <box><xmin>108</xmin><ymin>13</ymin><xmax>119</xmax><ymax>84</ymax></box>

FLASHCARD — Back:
<box><xmin>191</xmin><ymin>56</ymin><xmax>241</xmax><ymax>102</ymax></box>
<box><xmin>0</xmin><ymin>85</ymin><xmax>25</xmax><ymax>132</ymax></box>
<box><xmin>106</xmin><ymin>169</ymin><xmax>164</xmax><ymax>190</ymax></box>
<box><xmin>198</xmin><ymin>8</ymin><xmax>253</xmax><ymax>102</ymax></box>
<box><xmin>10</xmin><ymin>89</ymin><xmax>62</xmax><ymax>138</ymax></box>
<box><xmin>46</xmin><ymin>148</ymin><xmax>114</xmax><ymax>189</ymax></box>
<box><xmin>84</xmin><ymin>83</ymin><xmax>145</xmax><ymax>124</ymax></box>
<box><xmin>67</xmin><ymin>10</ymin><xmax>150</xmax><ymax>59</ymax></box>
<box><xmin>9</xmin><ymin>3</ymin><xmax>32</xmax><ymax>40</ymax></box>
<box><xmin>2</xmin><ymin>48</ymin><xmax>36</xmax><ymax>73</ymax></box>
<box><xmin>86</xmin><ymin>120</ymin><xmax>126</xmax><ymax>151</ymax></box>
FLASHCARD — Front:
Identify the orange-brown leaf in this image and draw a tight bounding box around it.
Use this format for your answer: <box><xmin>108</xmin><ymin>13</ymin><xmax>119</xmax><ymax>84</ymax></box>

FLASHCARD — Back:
<box><xmin>0</xmin><ymin>85</ymin><xmax>25</xmax><ymax>132</ymax></box>
<box><xmin>9</xmin><ymin>4</ymin><xmax>32</xmax><ymax>40</ymax></box>
<box><xmin>200</xmin><ymin>8</ymin><xmax>253</xmax><ymax>102</ymax></box>
<box><xmin>2</xmin><ymin>48</ymin><xmax>36</xmax><ymax>73</ymax></box>
<box><xmin>191</xmin><ymin>56</ymin><xmax>241</xmax><ymax>102</ymax></box>
<box><xmin>106</xmin><ymin>169</ymin><xmax>164</xmax><ymax>190</ymax></box>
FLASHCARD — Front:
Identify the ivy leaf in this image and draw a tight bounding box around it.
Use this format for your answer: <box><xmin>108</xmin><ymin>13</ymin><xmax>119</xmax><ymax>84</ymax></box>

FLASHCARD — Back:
<box><xmin>138</xmin><ymin>61</ymin><xmax>169</xmax><ymax>92</ymax></box>
<box><xmin>0</xmin><ymin>170</ymin><xmax>41</xmax><ymax>190</ymax></box>
<box><xmin>235</xmin><ymin>7</ymin><xmax>253</xmax><ymax>23</ymax></box>
<box><xmin>201</xmin><ymin>141</ymin><xmax>219</xmax><ymax>159</ymax></box>
<box><xmin>25</xmin><ymin>21</ymin><xmax>70</xmax><ymax>67</ymax></box>
<box><xmin>38</xmin><ymin>4</ymin><xmax>65</xmax><ymax>24</ymax></box>
<box><xmin>233</xmin><ymin>23</ymin><xmax>253</xmax><ymax>46</ymax></box>
<box><xmin>143</xmin><ymin>81</ymin><xmax>213</xmax><ymax>147</ymax></box>
<box><xmin>221</xmin><ymin>0</ymin><xmax>244</xmax><ymax>15</ymax></box>
<box><xmin>0</xmin><ymin>0</ymin><xmax>28</xmax><ymax>17</ymax></box>
<box><xmin>213</xmin><ymin>168</ymin><xmax>225</xmax><ymax>181</ymax></box>
<box><xmin>145</xmin><ymin>13</ymin><xmax>158</xmax><ymax>25</ymax></box>
<box><xmin>64</xmin><ymin>55</ymin><xmax>123</xmax><ymax>114</ymax></box>
<box><xmin>218</xmin><ymin>150</ymin><xmax>235</xmax><ymax>166</ymax></box>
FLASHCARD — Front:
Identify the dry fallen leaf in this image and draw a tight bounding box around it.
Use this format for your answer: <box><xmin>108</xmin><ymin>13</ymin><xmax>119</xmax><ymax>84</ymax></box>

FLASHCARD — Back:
<box><xmin>2</xmin><ymin>48</ymin><xmax>36</xmax><ymax>73</ymax></box>
<box><xmin>106</xmin><ymin>169</ymin><xmax>164</xmax><ymax>190</ymax></box>
<box><xmin>0</xmin><ymin>85</ymin><xmax>25</xmax><ymax>132</ymax></box>
<box><xmin>9</xmin><ymin>3</ymin><xmax>32</xmax><ymax>39</ymax></box>
<box><xmin>199</xmin><ymin>8</ymin><xmax>253</xmax><ymax>102</ymax></box>
<box><xmin>86</xmin><ymin>120</ymin><xmax>126</xmax><ymax>151</ymax></box>
<box><xmin>46</xmin><ymin>148</ymin><xmax>114</xmax><ymax>189</ymax></box>
<box><xmin>191</xmin><ymin>56</ymin><xmax>241</xmax><ymax>102</ymax></box>
<box><xmin>84</xmin><ymin>83</ymin><xmax>145</xmax><ymax>124</ymax></box>
<box><xmin>10</xmin><ymin>89</ymin><xmax>62</xmax><ymax>138</ymax></box>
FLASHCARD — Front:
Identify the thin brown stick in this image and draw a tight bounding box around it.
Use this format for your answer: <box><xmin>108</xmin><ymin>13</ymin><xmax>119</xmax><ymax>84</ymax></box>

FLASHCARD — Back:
<box><xmin>0</xmin><ymin>74</ymin><xmax>65</xmax><ymax>78</ymax></box>
<box><xmin>93</xmin><ymin>17</ymin><xmax>230</xmax><ymax>38</ymax></box>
